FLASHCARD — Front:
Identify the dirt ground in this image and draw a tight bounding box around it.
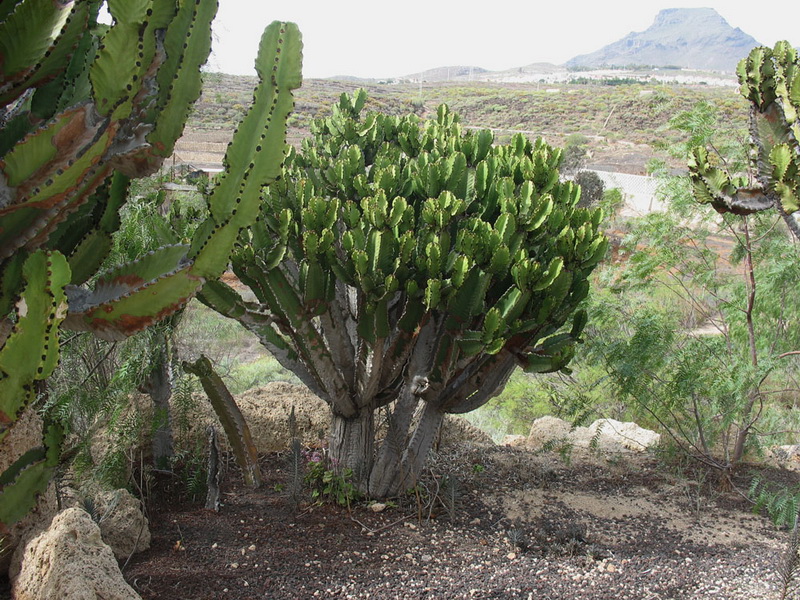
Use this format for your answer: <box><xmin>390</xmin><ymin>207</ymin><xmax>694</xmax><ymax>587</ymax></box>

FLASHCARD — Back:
<box><xmin>124</xmin><ymin>442</ymin><xmax>788</xmax><ymax>600</ymax></box>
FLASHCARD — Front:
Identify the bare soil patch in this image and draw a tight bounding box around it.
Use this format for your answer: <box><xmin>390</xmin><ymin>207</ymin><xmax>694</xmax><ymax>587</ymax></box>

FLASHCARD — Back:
<box><xmin>124</xmin><ymin>444</ymin><xmax>785</xmax><ymax>599</ymax></box>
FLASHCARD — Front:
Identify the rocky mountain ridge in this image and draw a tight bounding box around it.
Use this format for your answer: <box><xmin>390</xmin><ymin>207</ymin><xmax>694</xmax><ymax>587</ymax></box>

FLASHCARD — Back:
<box><xmin>565</xmin><ymin>7</ymin><xmax>760</xmax><ymax>71</ymax></box>
<box><xmin>395</xmin><ymin>7</ymin><xmax>760</xmax><ymax>84</ymax></box>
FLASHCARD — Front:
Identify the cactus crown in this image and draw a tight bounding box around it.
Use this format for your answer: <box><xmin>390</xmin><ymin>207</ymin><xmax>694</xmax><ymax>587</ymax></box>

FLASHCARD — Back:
<box><xmin>205</xmin><ymin>91</ymin><xmax>607</xmax><ymax>419</ymax></box>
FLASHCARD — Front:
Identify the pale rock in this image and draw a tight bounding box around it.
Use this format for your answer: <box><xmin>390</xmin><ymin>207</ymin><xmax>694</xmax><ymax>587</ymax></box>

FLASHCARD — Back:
<box><xmin>526</xmin><ymin>416</ymin><xmax>572</xmax><ymax>449</ymax></box>
<box><xmin>95</xmin><ymin>489</ymin><xmax>151</xmax><ymax>560</ymax></box>
<box><xmin>12</xmin><ymin>508</ymin><xmax>141</xmax><ymax>600</ymax></box>
<box><xmin>770</xmin><ymin>445</ymin><xmax>800</xmax><ymax>466</ymax></box>
<box><xmin>524</xmin><ymin>416</ymin><xmax>660</xmax><ymax>453</ymax></box>
<box><xmin>0</xmin><ymin>410</ymin><xmax>59</xmax><ymax>576</ymax></box>
<box><xmin>585</xmin><ymin>418</ymin><xmax>661</xmax><ymax>452</ymax></box>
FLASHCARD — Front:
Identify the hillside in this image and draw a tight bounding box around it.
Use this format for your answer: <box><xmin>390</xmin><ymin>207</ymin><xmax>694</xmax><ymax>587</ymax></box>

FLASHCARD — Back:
<box><xmin>565</xmin><ymin>8</ymin><xmax>759</xmax><ymax>71</ymax></box>
<box><xmin>177</xmin><ymin>75</ymin><xmax>749</xmax><ymax>175</ymax></box>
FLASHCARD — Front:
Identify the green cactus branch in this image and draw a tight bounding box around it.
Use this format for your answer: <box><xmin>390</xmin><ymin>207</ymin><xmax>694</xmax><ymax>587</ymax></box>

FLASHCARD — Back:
<box><xmin>62</xmin><ymin>20</ymin><xmax>302</xmax><ymax>340</ymax></box>
<box><xmin>0</xmin><ymin>251</ymin><xmax>69</xmax><ymax>441</ymax></box>
<box><xmin>183</xmin><ymin>355</ymin><xmax>262</xmax><ymax>488</ymax></box>
<box><xmin>689</xmin><ymin>41</ymin><xmax>800</xmax><ymax>238</ymax></box>
<box><xmin>0</xmin><ymin>1</ymin><xmax>302</xmax><ymax>528</ymax></box>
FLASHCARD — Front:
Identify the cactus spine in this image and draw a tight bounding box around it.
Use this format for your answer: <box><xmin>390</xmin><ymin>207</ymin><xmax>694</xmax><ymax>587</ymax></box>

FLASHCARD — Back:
<box><xmin>201</xmin><ymin>92</ymin><xmax>607</xmax><ymax>497</ymax></box>
<box><xmin>0</xmin><ymin>1</ymin><xmax>302</xmax><ymax>531</ymax></box>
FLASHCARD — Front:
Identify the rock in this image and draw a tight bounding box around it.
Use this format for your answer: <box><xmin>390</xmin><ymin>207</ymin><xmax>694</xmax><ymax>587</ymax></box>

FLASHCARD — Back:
<box><xmin>769</xmin><ymin>445</ymin><xmax>800</xmax><ymax>470</ymax></box>
<box><xmin>370</xmin><ymin>503</ymin><xmax>387</xmax><ymax>513</ymax></box>
<box><xmin>95</xmin><ymin>489</ymin><xmax>151</xmax><ymax>560</ymax></box>
<box><xmin>500</xmin><ymin>434</ymin><xmax>527</xmax><ymax>447</ymax></box>
<box><xmin>526</xmin><ymin>416</ymin><xmax>572</xmax><ymax>449</ymax></box>
<box><xmin>12</xmin><ymin>508</ymin><xmax>142</xmax><ymax>600</ymax></box>
<box><xmin>524</xmin><ymin>416</ymin><xmax>660</xmax><ymax>453</ymax></box>
<box><xmin>438</xmin><ymin>415</ymin><xmax>495</xmax><ymax>448</ymax></box>
<box><xmin>220</xmin><ymin>382</ymin><xmax>329</xmax><ymax>453</ymax></box>
<box><xmin>586</xmin><ymin>419</ymin><xmax>660</xmax><ymax>452</ymax></box>
<box><xmin>0</xmin><ymin>410</ymin><xmax>59</xmax><ymax>576</ymax></box>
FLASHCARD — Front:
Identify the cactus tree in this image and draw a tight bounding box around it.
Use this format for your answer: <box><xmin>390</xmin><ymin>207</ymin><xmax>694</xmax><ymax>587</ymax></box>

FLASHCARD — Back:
<box><xmin>201</xmin><ymin>91</ymin><xmax>608</xmax><ymax>497</ymax></box>
<box><xmin>0</xmin><ymin>0</ymin><xmax>302</xmax><ymax>531</ymax></box>
<box><xmin>689</xmin><ymin>41</ymin><xmax>800</xmax><ymax>237</ymax></box>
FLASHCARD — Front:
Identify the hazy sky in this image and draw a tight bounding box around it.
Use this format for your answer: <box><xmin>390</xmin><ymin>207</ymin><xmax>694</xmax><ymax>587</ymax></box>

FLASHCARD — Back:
<box><xmin>206</xmin><ymin>2</ymin><xmax>800</xmax><ymax>79</ymax></box>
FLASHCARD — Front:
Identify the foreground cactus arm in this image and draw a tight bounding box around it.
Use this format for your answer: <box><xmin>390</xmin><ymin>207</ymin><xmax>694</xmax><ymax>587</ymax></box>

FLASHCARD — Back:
<box><xmin>0</xmin><ymin>250</ymin><xmax>69</xmax><ymax>534</ymax></box>
<box><xmin>689</xmin><ymin>41</ymin><xmax>800</xmax><ymax>238</ymax></box>
<box><xmin>203</xmin><ymin>93</ymin><xmax>607</xmax><ymax>497</ymax></box>
<box><xmin>0</xmin><ymin>1</ymin><xmax>302</xmax><ymax>530</ymax></box>
<box><xmin>64</xmin><ymin>20</ymin><xmax>301</xmax><ymax>340</ymax></box>
<box><xmin>0</xmin><ymin>251</ymin><xmax>69</xmax><ymax>442</ymax></box>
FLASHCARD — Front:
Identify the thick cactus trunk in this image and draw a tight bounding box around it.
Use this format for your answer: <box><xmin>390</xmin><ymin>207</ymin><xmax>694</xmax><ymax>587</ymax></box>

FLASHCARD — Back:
<box><xmin>368</xmin><ymin>386</ymin><xmax>419</xmax><ymax>497</ymax></box>
<box><xmin>365</xmin><ymin>400</ymin><xmax>446</xmax><ymax>498</ymax></box>
<box><xmin>329</xmin><ymin>409</ymin><xmax>374</xmax><ymax>489</ymax></box>
<box><xmin>397</xmin><ymin>403</ymin><xmax>445</xmax><ymax>496</ymax></box>
<box><xmin>142</xmin><ymin>350</ymin><xmax>174</xmax><ymax>470</ymax></box>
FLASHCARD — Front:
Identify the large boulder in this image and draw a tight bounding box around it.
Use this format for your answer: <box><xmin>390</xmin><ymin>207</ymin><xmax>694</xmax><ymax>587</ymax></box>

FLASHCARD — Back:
<box><xmin>526</xmin><ymin>416</ymin><xmax>573</xmax><ymax>450</ymax></box>
<box><xmin>587</xmin><ymin>418</ymin><xmax>661</xmax><ymax>452</ymax></box>
<box><xmin>12</xmin><ymin>508</ymin><xmax>141</xmax><ymax>600</ymax></box>
<box><xmin>500</xmin><ymin>434</ymin><xmax>527</xmax><ymax>447</ymax></box>
<box><xmin>234</xmin><ymin>382</ymin><xmax>329</xmax><ymax>452</ymax></box>
<box><xmin>94</xmin><ymin>489</ymin><xmax>151</xmax><ymax>560</ymax></box>
<box><xmin>438</xmin><ymin>414</ymin><xmax>495</xmax><ymax>448</ymax></box>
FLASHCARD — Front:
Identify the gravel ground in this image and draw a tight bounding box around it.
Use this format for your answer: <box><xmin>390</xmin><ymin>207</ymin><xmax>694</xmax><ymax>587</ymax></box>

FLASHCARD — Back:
<box><xmin>123</xmin><ymin>444</ymin><xmax>788</xmax><ymax>599</ymax></box>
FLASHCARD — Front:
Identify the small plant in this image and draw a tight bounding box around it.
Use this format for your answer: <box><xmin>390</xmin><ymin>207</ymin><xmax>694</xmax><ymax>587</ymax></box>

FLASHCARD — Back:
<box><xmin>779</xmin><ymin>507</ymin><xmax>800</xmax><ymax>600</ymax></box>
<box><xmin>506</xmin><ymin>519</ymin><xmax>529</xmax><ymax>552</ymax></box>
<box><xmin>305</xmin><ymin>454</ymin><xmax>360</xmax><ymax>507</ymax></box>
<box><xmin>533</xmin><ymin>521</ymin><xmax>592</xmax><ymax>557</ymax></box>
<box><xmin>441</xmin><ymin>475</ymin><xmax>461</xmax><ymax>520</ymax></box>
<box><xmin>286</xmin><ymin>407</ymin><xmax>305</xmax><ymax>510</ymax></box>
<box><xmin>81</xmin><ymin>497</ymin><xmax>101</xmax><ymax>524</ymax></box>
<box><xmin>749</xmin><ymin>476</ymin><xmax>800</xmax><ymax>529</ymax></box>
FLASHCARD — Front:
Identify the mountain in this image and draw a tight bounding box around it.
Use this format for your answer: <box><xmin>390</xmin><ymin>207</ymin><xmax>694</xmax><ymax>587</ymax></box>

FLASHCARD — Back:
<box><xmin>565</xmin><ymin>8</ymin><xmax>760</xmax><ymax>72</ymax></box>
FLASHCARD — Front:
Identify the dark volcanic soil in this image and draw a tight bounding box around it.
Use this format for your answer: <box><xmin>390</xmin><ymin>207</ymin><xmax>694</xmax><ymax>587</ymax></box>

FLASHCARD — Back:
<box><xmin>124</xmin><ymin>445</ymin><xmax>785</xmax><ymax>600</ymax></box>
